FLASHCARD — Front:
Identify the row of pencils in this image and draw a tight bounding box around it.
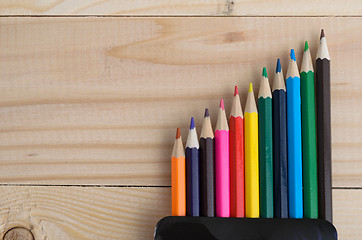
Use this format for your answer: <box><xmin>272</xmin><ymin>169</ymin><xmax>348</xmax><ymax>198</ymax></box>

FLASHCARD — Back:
<box><xmin>171</xmin><ymin>30</ymin><xmax>332</xmax><ymax>222</ymax></box>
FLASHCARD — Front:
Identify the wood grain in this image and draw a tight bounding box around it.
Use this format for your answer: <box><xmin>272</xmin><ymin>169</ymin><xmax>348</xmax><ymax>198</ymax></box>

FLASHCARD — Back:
<box><xmin>0</xmin><ymin>17</ymin><xmax>361</xmax><ymax>186</ymax></box>
<box><xmin>0</xmin><ymin>186</ymin><xmax>358</xmax><ymax>239</ymax></box>
<box><xmin>0</xmin><ymin>186</ymin><xmax>171</xmax><ymax>240</ymax></box>
<box><xmin>0</xmin><ymin>0</ymin><xmax>361</xmax><ymax>16</ymax></box>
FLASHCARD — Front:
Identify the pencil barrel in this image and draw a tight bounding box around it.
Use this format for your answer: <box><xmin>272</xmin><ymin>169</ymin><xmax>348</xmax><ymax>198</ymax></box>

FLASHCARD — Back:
<box><xmin>272</xmin><ymin>89</ymin><xmax>288</xmax><ymax>218</ymax></box>
<box><xmin>171</xmin><ymin>156</ymin><xmax>186</xmax><ymax>216</ymax></box>
<box><xmin>199</xmin><ymin>137</ymin><xmax>215</xmax><ymax>217</ymax></box>
<box><xmin>286</xmin><ymin>76</ymin><xmax>303</xmax><ymax>218</ymax></box>
<box><xmin>301</xmin><ymin>70</ymin><xmax>318</xmax><ymax>218</ymax></box>
<box><xmin>258</xmin><ymin>97</ymin><xmax>274</xmax><ymax>218</ymax></box>
<box><xmin>316</xmin><ymin>58</ymin><xmax>332</xmax><ymax>222</ymax></box>
<box><xmin>186</xmin><ymin>147</ymin><xmax>200</xmax><ymax>216</ymax></box>
<box><xmin>229</xmin><ymin>116</ymin><xmax>245</xmax><ymax>217</ymax></box>
<box><xmin>215</xmin><ymin>130</ymin><xmax>230</xmax><ymax>217</ymax></box>
<box><xmin>245</xmin><ymin>112</ymin><xmax>259</xmax><ymax>218</ymax></box>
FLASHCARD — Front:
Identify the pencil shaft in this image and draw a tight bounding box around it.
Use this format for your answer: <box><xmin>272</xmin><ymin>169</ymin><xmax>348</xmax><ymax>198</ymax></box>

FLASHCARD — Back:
<box><xmin>258</xmin><ymin>97</ymin><xmax>274</xmax><ymax>218</ymax></box>
<box><xmin>272</xmin><ymin>89</ymin><xmax>288</xmax><ymax>218</ymax></box>
<box><xmin>286</xmin><ymin>75</ymin><xmax>303</xmax><ymax>218</ymax></box>
<box><xmin>301</xmin><ymin>70</ymin><xmax>318</xmax><ymax>218</ymax></box>
<box><xmin>245</xmin><ymin>112</ymin><xmax>259</xmax><ymax>218</ymax></box>
<box><xmin>316</xmin><ymin>58</ymin><xmax>332</xmax><ymax>222</ymax></box>
<box><xmin>199</xmin><ymin>137</ymin><xmax>215</xmax><ymax>217</ymax></box>
<box><xmin>186</xmin><ymin>147</ymin><xmax>200</xmax><ymax>216</ymax></box>
<box><xmin>172</xmin><ymin>156</ymin><xmax>186</xmax><ymax>216</ymax></box>
<box><xmin>215</xmin><ymin>130</ymin><xmax>230</xmax><ymax>217</ymax></box>
<box><xmin>229</xmin><ymin>116</ymin><xmax>245</xmax><ymax>217</ymax></box>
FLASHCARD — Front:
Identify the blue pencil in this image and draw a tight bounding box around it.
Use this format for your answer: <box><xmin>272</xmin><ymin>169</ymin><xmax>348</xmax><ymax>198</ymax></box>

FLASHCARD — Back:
<box><xmin>286</xmin><ymin>49</ymin><xmax>303</xmax><ymax>218</ymax></box>
<box><xmin>272</xmin><ymin>59</ymin><xmax>288</xmax><ymax>218</ymax></box>
<box><xmin>185</xmin><ymin>117</ymin><xmax>200</xmax><ymax>216</ymax></box>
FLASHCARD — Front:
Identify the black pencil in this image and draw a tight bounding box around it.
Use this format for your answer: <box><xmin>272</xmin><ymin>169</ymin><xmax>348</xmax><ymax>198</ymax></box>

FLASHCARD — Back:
<box><xmin>199</xmin><ymin>109</ymin><xmax>215</xmax><ymax>217</ymax></box>
<box><xmin>316</xmin><ymin>29</ymin><xmax>332</xmax><ymax>223</ymax></box>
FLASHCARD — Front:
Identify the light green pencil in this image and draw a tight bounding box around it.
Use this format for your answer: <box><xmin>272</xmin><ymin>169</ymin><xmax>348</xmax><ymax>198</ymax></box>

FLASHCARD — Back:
<box><xmin>300</xmin><ymin>41</ymin><xmax>318</xmax><ymax>218</ymax></box>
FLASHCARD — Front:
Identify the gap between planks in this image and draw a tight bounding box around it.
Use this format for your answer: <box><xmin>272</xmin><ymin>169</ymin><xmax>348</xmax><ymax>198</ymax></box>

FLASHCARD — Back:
<box><xmin>0</xmin><ymin>15</ymin><xmax>362</xmax><ymax>18</ymax></box>
<box><xmin>0</xmin><ymin>184</ymin><xmax>361</xmax><ymax>190</ymax></box>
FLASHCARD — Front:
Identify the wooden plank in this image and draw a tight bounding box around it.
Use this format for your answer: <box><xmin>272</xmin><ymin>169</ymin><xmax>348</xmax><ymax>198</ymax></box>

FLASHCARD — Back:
<box><xmin>0</xmin><ymin>186</ymin><xmax>359</xmax><ymax>239</ymax></box>
<box><xmin>0</xmin><ymin>0</ymin><xmax>361</xmax><ymax>16</ymax></box>
<box><xmin>333</xmin><ymin>189</ymin><xmax>362</xmax><ymax>239</ymax></box>
<box><xmin>0</xmin><ymin>17</ymin><xmax>361</xmax><ymax>186</ymax></box>
<box><xmin>0</xmin><ymin>186</ymin><xmax>171</xmax><ymax>240</ymax></box>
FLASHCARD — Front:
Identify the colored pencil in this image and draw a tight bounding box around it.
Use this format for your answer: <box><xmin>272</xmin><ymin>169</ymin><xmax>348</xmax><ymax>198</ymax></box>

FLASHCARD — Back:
<box><xmin>245</xmin><ymin>83</ymin><xmax>259</xmax><ymax>218</ymax></box>
<box><xmin>316</xmin><ymin>29</ymin><xmax>332</xmax><ymax>223</ymax></box>
<box><xmin>286</xmin><ymin>49</ymin><xmax>303</xmax><ymax>218</ymax></box>
<box><xmin>185</xmin><ymin>117</ymin><xmax>200</xmax><ymax>216</ymax></box>
<box><xmin>215</xmin><ymin>99</ymin><xmax>230</xmax><ymax>217</ymax></box>
<box><xmin>272</xmin><ymin>59</ymin><xmax>288</xmax><ymax>218</ymax></box>
<box><xmin>199</xmin><ymin>108</ymin><xmax>215</xmax><ymax>217</ymax></box>
<box><xmin>258</xmin><ymin>67</ymin><xmax>274</xmax><ymax>218</ymax></box>
<box><xmin>229</xmin><ymin>86</ymin><xmax>245</xmax><ymax>218</ymax></box>
<box><xmin>171</xmin><ymin>128</ymin><xmax>186</xmax><ymax>216</ymax></box>
<box><xmin>301</xmin><ymin>41</ymin><xmax>318</xmax><ymax>219</ymax></box>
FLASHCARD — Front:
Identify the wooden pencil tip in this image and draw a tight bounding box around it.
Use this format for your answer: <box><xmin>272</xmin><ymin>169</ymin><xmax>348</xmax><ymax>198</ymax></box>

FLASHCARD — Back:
<box><xmin>262</xmin><ymin>67</ymin><xmax>268</xmax><ymax>78</ymax></box>
<box><xmin>248</xmin><ymin>83</ymin><xmax>253</xmax><ymax>93</ymax></box>
<box><xmin>276</xmin><ymin>58</ymin><xmax>281</xmax><ymax>73</ymax></box>
<box><xmin>234</xmin><ymin>85</ymin><xmax>239</xmax><ymax>96</ymax></box>
<box><xmin>320</xmin><ymin>29</ymin><xmax>325</xmax><ymax>39</ymax></box>
<box><xmin>304</xmin><ymin>41</ymin><xmax>309</xmax><ymax>51</ymax></box>
<box><xmin>190</xmin><ymin>117</ymin><xmax>195</xmax><ymax>129</ymax></box>
<box><xmin>204</xmin><ymin>108</ymin><xmax>209</xmax><ymax>117</ymax></box>
<box><xmin>220</xmin><ymin>98</ymin><xmax>225</xmax><ymax>110</ymax></box>
<box><xmin>176</xmin><ymin>128</ymin><xmax>181</xmax><ymax>139</ymax></box>
<box><xmin>290</xmin><ymin>49</ymin><xmax>296</xmax><ymax>61</ymax></box>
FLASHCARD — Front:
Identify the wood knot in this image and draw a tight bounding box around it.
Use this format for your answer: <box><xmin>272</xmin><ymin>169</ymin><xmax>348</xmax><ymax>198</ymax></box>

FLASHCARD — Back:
<box><xmin>3</xmin><ymin>227</ymin><xmax>34</xmax><ymax>240</ymax></box>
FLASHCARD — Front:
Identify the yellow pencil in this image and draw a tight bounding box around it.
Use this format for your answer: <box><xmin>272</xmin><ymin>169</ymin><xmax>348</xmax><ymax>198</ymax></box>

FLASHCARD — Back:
<box><xmin>245</xmin><ymin>83</ymin><xmax>259</xmax><ymax>218</ymax></box>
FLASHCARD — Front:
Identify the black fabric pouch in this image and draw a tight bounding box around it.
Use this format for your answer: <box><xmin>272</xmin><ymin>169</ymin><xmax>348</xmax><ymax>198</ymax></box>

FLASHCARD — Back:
<box><xmin>154</xmin><ymin>216</ymin><xmax>337</xmax><ymax>240</ymax></box>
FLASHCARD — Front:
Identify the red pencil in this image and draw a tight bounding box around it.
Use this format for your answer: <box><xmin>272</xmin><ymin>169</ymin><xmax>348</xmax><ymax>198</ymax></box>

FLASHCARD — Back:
<box><xmin>229</xmin><ymin>86</ymin><xmax>245</xmax><ymax>217</ymax></box>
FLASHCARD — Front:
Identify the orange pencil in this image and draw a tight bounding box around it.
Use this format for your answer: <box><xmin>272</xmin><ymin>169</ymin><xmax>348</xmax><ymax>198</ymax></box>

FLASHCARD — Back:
<box><xmin>171</xmin><ymin>128</ymin><xmax>186</xmax><ymax>216</ymax></box>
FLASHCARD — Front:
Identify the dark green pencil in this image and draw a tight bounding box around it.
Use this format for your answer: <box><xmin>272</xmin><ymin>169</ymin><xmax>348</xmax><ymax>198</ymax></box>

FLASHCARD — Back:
<box><xmin>258</xmin><ymin>67</ymin><xmax>273</xmax><ymax>218</ymax></box>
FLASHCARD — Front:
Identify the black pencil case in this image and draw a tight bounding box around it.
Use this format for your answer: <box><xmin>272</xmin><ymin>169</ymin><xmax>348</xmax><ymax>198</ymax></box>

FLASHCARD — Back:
<box><xmin>154</xmin><ymin>216</ymin><xmax>337</xmax><ymax>240</ymax></box>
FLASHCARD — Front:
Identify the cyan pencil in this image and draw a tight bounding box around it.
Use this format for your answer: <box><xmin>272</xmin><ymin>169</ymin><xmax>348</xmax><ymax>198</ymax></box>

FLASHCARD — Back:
<box><xmin>286</xmin><ymin>49</ymin><xmax>303</xmax><ymax>218</ymax></box>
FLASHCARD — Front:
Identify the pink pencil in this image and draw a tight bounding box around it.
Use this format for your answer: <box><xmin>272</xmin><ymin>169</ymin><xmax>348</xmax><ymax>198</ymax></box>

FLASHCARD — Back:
<box><xmin>215</xmin><ymin>99</ymin><xmax>230</xmax><ymax>217</ymax></box>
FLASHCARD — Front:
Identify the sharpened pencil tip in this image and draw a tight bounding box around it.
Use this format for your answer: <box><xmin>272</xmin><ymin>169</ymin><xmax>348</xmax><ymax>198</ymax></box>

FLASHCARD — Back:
<box><xmin>276</xmin><ymin>58</ymin><xmax>281</xmax><ymax>73</ymax></box>
<box><xmin>290</xmin><ymin>49</ymin><xmax>296</xmax><ymax>61</ymax></box>
<box><xmin>320</xmin><ymin>29</ymin><xmax>325</xmax><ymax>39</ymax></box>
<box><xmin>220</xmin><ymin>99</ymin><xmax>225</xmax><ymax>110</ymax></box>
<box><xmin>234</xmin><ymin>85</ymin><xmax>239</xmax><ymax>96</ymax></box>
<box><xmin>176</xmin><ymin>128</ymin><xmax>181</xmax><ymax>139</ymax></box>
<box><xmin>262</xmin><ymin>67</ymin><xmax>267</xmax><ymax>78</ymax></box>
<box><xmin>190</xmin><ymin>117</ymin><xmax>195</xmax><ymax>129</ymax></box>
<box><xmin>204</xmin><ymin>108</ymin><xmax>209</xmax><ymax>117</ymax></box>
<box><xmin>304</xmin><ymin>41</ymin><xmax>309</xmax><ymax>51</ymax></box>
<box><xmin>248</xmin><ymin>83</ymin><xmax>253</xmax><ymax>92</ymax></box>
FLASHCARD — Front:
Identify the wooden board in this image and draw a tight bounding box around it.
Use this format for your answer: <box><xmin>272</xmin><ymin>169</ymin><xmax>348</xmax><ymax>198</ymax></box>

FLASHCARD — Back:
<box><xmin>0</xmin><ymin>17</ymin><xmax>361</xmax><ymax>187</ymax></box>
<box><xmin>0</xmin><ymin>186</ymin><xmax>358</xmax><ymax>239</ymax></box>
<box><xmin>0</xmin><ymin>186</ymin><xmax>171</xmax><ymax>240</ymax></box>
<box><xmin>0</xmin><ymin>0</ymin><xmax>361</xmax><ymax>16</ymax></box>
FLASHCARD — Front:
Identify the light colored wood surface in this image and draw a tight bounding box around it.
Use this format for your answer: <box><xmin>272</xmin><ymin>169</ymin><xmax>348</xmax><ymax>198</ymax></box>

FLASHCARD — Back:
<box><xmin>0</xmin><ymin>14</ymin><xmax>361</xmax><ymax>240</ymax></box>
<box><xmin>0</xmin><ymin>187</ymin><xmax>170</xmax><ymax>240</ymax></box>
<box><xmin>0</xmin><ymin>17</ymin><xmax>361</xmax><ymax>187</ymax></box>
<box><xmin>0</xmin><ymin>0</ymin><xmax>361</xmax><ymax>16</ymax></box>
<box><xmin>0</xmin><ymin>187</ymin><xmax>359</xmax><ymax>240</ymax></box>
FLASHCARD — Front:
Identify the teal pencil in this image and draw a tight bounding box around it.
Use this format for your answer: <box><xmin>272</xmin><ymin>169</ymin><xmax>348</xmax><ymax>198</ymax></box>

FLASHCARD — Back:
<box><xmin>258</xmin><ymin>67</ymin><xmax>273</xmax><ymax>218</ymax></box>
